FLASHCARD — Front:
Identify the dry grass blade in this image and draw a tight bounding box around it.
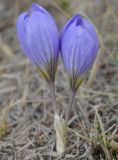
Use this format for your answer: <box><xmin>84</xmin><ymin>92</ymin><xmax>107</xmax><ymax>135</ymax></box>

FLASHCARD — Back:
<box><xmin>95</xmin><ymin>106</ymin><xmax>111</xmax><ymax>160</ymax></box>
<box><xmin>87</xmin><ymin>48</ymin><xmax>102</xmax><ymax>87</ymax></box>
<box><xmin>0</xmin><ymin>36</ymin><xmax>13</xmax><ymax>57</ymax></box>
<box><xmin>104</xmin><ymin>0</ymin><xmax>118</xmax><ymax>25</ymax></box>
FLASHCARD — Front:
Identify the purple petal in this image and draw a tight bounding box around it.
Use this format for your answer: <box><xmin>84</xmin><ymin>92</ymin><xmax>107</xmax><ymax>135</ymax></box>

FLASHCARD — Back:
<box><xmin>60</xmin><ymin>13</ymin><xmax>99</xmax><ymax>89</ymax></box>
<box><xmin>17</xmin><ymin>3</ymin><xmax>59</xmax><ymax>81</ymax></box>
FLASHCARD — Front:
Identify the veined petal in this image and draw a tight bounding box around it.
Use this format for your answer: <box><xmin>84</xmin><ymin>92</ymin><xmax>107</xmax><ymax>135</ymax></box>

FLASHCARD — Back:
<box><xmin>17</xmin><ymin>3</ymin><xmax>59</xmax><ymax>82</ymax></box>
<box><xmin>60</xmin><ymin>14</ymin><xmax>99</xmax><ymax>91</ymax></box>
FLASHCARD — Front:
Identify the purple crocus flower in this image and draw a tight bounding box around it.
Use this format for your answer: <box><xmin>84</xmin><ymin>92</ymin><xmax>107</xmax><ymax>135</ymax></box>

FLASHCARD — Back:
<box><xmin>60</xmin><ymin>14</ymin><xmax>99</xmax><ymax>91</ymax></box>
<box><xmin>17</xmin><ymin>3</ymin><xmax>59</xmax><ymax>82</ymax></box>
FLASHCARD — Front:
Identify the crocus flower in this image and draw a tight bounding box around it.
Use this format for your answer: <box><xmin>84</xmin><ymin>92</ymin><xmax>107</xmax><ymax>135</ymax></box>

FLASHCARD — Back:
<box><xmin>60</xmin><ymin>14</ymin><xmax>98</xmax><ymax>91</ymax></box>
<box><xmin>17</xmin><ymin>3</ymin><xmax>59</xmax><ymax>82</ymax></box>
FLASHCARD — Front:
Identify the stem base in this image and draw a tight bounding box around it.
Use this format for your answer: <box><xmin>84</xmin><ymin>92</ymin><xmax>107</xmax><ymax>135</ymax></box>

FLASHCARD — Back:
<box><xmin>54</xmin><ymin>114</ymin><xmax>67</xmax><ymax>154</ymax></box>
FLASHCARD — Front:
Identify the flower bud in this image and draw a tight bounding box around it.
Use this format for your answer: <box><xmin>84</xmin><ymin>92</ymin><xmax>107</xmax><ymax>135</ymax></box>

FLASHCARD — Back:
<box><xmin>17</xmin><ymin>3</ymin><xmax>59</xmax><ymax>82</ymax></box>
<box><xmin>60</xmin><ymin>14</ymin><xmax>99</xmax><ymax>91</ymax></box>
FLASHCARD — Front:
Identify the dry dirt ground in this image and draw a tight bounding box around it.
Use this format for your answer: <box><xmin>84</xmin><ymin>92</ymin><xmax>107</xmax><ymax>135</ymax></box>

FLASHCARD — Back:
<box><xmin>0</xmin><ymin>0</ymin><xmax>118</xmax><ymax>160</ymax></box>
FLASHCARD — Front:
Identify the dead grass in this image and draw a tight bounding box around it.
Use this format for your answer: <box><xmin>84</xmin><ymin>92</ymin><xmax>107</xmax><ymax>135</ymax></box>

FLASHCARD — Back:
<box><xmin>0</xmin><ymin>0</ymin><xmax>118</xmax><ymax>159</ymax></box>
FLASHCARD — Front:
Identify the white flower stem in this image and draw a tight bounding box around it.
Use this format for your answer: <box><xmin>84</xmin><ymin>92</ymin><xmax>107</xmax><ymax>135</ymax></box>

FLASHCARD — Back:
<box><xmin>49</xmin><ymin>82</ymin><xmax>76</xmax><ymax>154</ymax></box>
<box><xmin>49</xmin><ymin>81</ymin><xmax>57</xmax><ymax>114</ymax></box>
<box><xmin>49</xmin><ymin>82</ymin><xmax>67</xmax><ymax>154</ymax></box>
<box><xmin>65</xmin><ymin>91</ymin><xmax>76</xmax><ymax>124</ymax></box>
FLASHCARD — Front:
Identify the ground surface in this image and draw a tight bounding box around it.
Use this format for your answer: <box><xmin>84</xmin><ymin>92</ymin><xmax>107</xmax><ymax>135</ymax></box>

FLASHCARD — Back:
<box><xmin>0</xmin><ymin>0</ymin><xmax>118</xmax><ymax>160</ymax></box>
